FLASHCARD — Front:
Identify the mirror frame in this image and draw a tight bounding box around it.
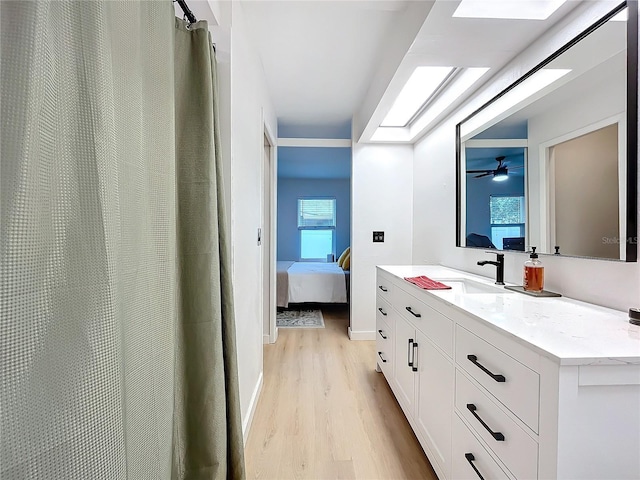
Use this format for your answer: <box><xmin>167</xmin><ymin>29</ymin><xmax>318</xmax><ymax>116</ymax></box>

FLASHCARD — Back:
<box><xmin>456</xmin><ymin>1</ymin><xmax>638</xmax><ymax>262</ymax></box>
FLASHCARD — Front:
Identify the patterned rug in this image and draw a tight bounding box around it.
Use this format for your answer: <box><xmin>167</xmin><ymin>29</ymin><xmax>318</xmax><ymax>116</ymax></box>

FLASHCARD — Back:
<box><xmin>276</xmin><ymin>309</ymin><xmax>325</xmax><ymax>328</ymax></box>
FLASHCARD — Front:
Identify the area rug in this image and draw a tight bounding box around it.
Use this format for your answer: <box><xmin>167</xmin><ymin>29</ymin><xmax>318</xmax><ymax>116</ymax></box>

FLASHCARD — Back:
<box><xmin>276</xmin><ymin>309</ymin><xmax>325</xmax><ymax>328</ymax></box>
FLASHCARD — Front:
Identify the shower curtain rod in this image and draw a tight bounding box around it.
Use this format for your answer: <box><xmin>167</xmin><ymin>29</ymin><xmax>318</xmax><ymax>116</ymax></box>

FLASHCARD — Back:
<box><xmin>175</xmin><ymin>0</ymin><xmax>197</xmax><ymax>24</ymax></box>
<box><xmin>174</xmin><ymin>0</ymin><xmax>217</xmax><ymax>52</ymax></box>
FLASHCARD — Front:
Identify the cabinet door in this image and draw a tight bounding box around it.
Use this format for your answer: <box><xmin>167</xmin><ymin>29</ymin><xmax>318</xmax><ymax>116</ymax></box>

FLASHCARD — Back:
<box><xmin>415</xmin><ymin>330</ymin><xmax>454</xmax><ymax>478</ymax></box>
<box><xmin>393</xmin><ymin>315</ymin><xmax>416</xmax><ymax>418</ymax></box>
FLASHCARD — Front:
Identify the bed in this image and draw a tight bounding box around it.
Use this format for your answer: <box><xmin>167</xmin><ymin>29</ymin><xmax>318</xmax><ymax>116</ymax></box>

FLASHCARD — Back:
<box><xmin>277</xmin><ymin>261</ymin><xmax>349</xmax><ymax>308</ymax></box>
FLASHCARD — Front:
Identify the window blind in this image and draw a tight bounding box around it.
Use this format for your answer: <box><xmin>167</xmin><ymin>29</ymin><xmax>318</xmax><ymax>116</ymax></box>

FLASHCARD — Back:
<box><xmin>490</xmin><ymin>195</ymin><xmax>525</xmax><ymax>225</ymax></box>
<box><xmin>298</xmin><ymin>198</ymin><xmax>336</xmax><ymax>228</ymax></box>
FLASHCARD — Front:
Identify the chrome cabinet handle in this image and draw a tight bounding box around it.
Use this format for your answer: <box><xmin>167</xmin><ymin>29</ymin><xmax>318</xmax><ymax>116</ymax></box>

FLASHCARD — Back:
<box><xmin>408</xmin><ymin>338</ymin><xmax>414</xmax><ymax>367</ymax></box>
<box><xmin>465</xmin><ymin>453</ymin><xmax>485</xmax><ymax>480</ymax></box>
<box><xmin>467</xmin><ymin>354</ymin><xmax>506</xmax><ymax>382</ymax></box>
<box><xmin>466</xmin><ymin>404</ymin><xmax>505</xmax><ymax>441</ymax></box>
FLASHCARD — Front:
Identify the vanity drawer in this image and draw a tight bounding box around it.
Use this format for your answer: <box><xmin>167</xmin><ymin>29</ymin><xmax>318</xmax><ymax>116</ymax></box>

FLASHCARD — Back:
<box><xmin>376</xmin><ymin>271</ymin><xmax>394</xmax><ymax>301</ymax></box>
<box><xmin>452</xmin><ymin>413</ymin><xmax>512</xmax><ymax>480</ymax></box>
<box><xmin>456</xmin><ymin>370</ymin><xmax>538</xmax><ymax>480</ymax></box>
<box><xmin>376</xmin><ymin>295</ymin><xmax>392</xmax><ymax>320</ymax></box>
<box><xmin>395</xmin><ymin>285</ymin><xmax>453</xmax><ymax>358</ymax></box>
<box><xmin>456</xmin><ymin>325</ymin><xmax>540</xmax><ymax>432</ymax></box>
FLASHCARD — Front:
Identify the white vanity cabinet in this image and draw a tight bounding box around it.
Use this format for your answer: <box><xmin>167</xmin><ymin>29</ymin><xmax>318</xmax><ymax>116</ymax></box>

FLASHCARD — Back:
<box><xmin>376</xmin><ymin>265</ymin><xmax>640</xmax><ymax>480</ymax></box>
<box><xmin>376</xmin><ymin>272</ymin><xmax>454</xmax><ymax>479</ymax></box>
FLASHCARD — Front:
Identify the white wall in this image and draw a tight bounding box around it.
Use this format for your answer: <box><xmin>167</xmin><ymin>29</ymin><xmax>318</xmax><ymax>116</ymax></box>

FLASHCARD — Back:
<box><xmin>228</xmin><ymin>1</ymin><xmax>277</xmax><ymax>437</ymax></box>
<box><xmin>350</xmin><ymin>142</ymin><xmax>413</xmax><ymax>339</ymax></box>
<box><xmin>413</xmin><ymin>1</ymin><xmax>639</xmax><ymax>312</ymax></box>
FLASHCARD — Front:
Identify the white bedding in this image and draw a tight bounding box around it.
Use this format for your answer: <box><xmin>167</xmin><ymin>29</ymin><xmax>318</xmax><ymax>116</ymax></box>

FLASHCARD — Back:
<box><xmin>287</xmin><ymin>262</ymin><xmax>348</xmax><ymax>304</ymax></box>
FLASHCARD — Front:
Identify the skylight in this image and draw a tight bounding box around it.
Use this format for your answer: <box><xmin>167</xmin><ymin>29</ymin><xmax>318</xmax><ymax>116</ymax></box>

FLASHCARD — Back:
<box><xmin>410</xmin><ymin>67</ymin><xmax>489</xmax><ymax>135</ymax></box>
<box><xmin>453</xmin><ymin>0</ymin><xmax>566</xmax><ymax>20</ymax></box>
<box><xmin>460</xmin><ymin>68</ymin><xmax>571</xmax><ymax>138</ymax></box>
<box><xmin>380</xmin><ymin>66</ymin><xmax>454</xmax><ymax>127</ymax></box>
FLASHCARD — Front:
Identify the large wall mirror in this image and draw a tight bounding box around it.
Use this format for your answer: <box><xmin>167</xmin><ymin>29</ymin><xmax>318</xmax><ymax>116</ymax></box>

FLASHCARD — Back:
<box><xmin>456</xmin><ymin>1</ymin><xmax>638</xmax><ymax>261</ymax></box>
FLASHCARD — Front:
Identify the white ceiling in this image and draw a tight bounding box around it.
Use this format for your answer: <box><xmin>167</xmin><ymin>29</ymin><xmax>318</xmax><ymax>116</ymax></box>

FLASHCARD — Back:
<box><xmin>241</xmin><ymin>0</ymin><xmax>414</xmax><ymax>129</ymax></box>
<box><xmin>240</xmin><ymin>0</ymin><xmax>584</xmax><ymax>137</ymax></box>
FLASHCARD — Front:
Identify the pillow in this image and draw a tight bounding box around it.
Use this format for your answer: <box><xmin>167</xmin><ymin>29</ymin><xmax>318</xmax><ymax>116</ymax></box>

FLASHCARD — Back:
<box><xmin>342</xmin><ymin>251</ymin><xmax>351</xmax><ymax>270</ymax></box>
<box><xmin>337</xmin><ymin>246</ymin><xmax>350</xmax><ymax>267</ymax></box>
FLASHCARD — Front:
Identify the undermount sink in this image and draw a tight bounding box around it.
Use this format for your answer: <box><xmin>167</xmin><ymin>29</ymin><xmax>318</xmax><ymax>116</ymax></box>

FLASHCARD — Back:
<box><xmin>437</xmin><ymin>278</ymin><xmax>513</xmax><ymax>295</ymax></box>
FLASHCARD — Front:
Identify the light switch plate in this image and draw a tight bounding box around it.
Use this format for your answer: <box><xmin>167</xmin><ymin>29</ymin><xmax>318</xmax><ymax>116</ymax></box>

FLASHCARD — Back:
<box><xmin>373</xmin><ymin>231</ymin><xmax>384</xmax><ymax>242</ymax></box>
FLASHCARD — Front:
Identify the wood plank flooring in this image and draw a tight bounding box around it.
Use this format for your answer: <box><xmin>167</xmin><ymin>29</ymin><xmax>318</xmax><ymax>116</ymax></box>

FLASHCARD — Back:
<box><xmin>245</xmin><ymin>306</ymin><xmax>438</xmax><ymax>480</ymax></box>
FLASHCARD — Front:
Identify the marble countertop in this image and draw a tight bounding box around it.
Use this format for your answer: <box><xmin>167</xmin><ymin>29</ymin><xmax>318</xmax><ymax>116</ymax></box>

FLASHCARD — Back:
<box><xmin>378</xmin><ymin>265</ymin><xmax>640</xmax><ymax>366</ymax></box>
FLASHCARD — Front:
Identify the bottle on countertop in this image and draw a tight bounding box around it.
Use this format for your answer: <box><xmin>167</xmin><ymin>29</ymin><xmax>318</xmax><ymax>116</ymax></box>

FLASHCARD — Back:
<box><xmin>524</xmin><ymin>247</ymin><xmax>544</xmax><ymax>292</ymax></box>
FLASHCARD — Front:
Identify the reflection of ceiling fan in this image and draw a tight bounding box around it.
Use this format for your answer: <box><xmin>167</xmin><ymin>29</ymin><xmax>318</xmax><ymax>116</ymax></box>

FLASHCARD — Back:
<box><xmin>466</xmin><ymin>156</ymin><xmax>524</xmax><ymax>182</ymax></box>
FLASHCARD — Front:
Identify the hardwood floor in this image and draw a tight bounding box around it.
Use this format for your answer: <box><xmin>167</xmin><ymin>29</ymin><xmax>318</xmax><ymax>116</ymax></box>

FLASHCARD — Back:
<box><xmin>245</xmin><ymin>306</ymin><xmax>438</xmax><ymax>480</ymax></box>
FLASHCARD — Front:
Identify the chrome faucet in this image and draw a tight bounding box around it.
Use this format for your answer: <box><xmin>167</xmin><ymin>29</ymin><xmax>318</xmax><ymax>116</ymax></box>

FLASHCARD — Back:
<box><xmin>477</xmin><ymin>253</ymin><xmax>505</xmax><ymax>285</ymax></box>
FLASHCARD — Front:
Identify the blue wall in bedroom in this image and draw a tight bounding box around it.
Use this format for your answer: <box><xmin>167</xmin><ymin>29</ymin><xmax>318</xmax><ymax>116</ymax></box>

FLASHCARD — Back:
<box><xmin>278</xmin><ymin>147</ymin><xmax>352</xmax><ymax>179</ymax></box>
<box><xmin>277</xmin><ymin>178</ymin><xmax>351</xmax><ymax>261</ymax></box>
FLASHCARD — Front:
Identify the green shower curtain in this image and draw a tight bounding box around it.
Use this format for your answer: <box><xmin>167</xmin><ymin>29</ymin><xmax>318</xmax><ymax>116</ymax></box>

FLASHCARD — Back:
<box><xmin>0</xmin><ymin>2</ymin><xmax>244</xmax><ymax>479</ymax></box>
<box><xmin>172</xmin><ymin>17</ymin><xmax>245</xmax><ymax>480</ymax></box>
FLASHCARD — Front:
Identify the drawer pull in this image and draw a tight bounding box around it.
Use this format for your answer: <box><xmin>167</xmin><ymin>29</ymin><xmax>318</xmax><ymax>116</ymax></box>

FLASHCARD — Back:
<box><xmin>378</xmin><ymin>329</ymin><xmax>387</xmax><ymax>339</ymax></box>
<box><xmin>378</xmin><ymin>351</ymin><xmax>387</xmax><ymax>363</ymax></box>
<box><xmin>467</xmin><ymin>354</ymin><xmax>506</xmax><ymax>382</ymax></box>
<box><xmin>405</xmin><ymin>306</ymin><xmax>421</xmax><ymax>318</ymax></box>
<box><xmin>464</xmin><ymin>453</ymin><xmax>485</xmax><ymax>480</ymax></box>
<box><xmin>378</xmin><ymin>285</ymin><xmax>388</xmax><ymax>292</ymax></box>
<box><xmin>408</xmin><ymin>338</ymin><xmax>416</xmax><ymax>367</ymax></box>
<box><xmin>466</xmin><ymin>404</ymin><xmax>505</xmax><ymax>441</ymax></box>
<box><xmin>412</xmin><ymin>341</ymin><xmax>418</xmax><ymax>372</ymax></box>
<box><xmin>378</xmin><ymin>307</ymin><xmax>387</xmax><ymax>316</ymax></box>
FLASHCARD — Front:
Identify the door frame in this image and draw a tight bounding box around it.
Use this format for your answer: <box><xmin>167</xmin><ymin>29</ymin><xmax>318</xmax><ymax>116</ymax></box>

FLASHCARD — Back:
<box><xmin>262</xmin><ymin>120</ymin><xmax>278</xmax><ymax>344</ymax></box>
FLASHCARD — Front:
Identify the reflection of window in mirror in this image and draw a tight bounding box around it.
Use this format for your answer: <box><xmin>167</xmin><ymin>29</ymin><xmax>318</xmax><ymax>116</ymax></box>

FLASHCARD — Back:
<box><xmin>463</xmin><ymin>145</ymin><xmax>527</xmax><ymax>251</ymax></box>
<box><xmin>490</xmin><ymin>195</ymin><xmax>526</xmax><ymax>250</ymax></box>
<box><xmin>548</xmin><ymin>123</ymin><xmax>620</xmax><ymax>259</ymax></box>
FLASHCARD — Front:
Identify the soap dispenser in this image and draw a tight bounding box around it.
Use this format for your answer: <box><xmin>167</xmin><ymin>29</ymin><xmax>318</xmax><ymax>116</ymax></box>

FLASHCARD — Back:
<box><xmin>524</xmin><ymin>247</ymin><xmax>544</xmax><ymax>292</ymax></box>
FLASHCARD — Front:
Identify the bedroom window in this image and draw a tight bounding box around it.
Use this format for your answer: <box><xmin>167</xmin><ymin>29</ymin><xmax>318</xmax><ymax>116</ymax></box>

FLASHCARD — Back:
<box><xmin>490</xmin><ymin>194</ymin><xmax>525</xmax><ymax>249</ymax></box>
<box><xmin>298</xmin><ymin>198</ymin><xmax>336</xmax><ymax>261</ymax></box>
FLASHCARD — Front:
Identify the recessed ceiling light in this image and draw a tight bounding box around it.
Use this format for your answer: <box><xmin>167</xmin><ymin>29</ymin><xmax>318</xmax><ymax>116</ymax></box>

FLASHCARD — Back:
<box><xmin>453</xmin><ymin>0</ymin><xmax>567</xmax><ymax>20</ymax></box>
<box><xmin>381</xmin><ymin>66</ymin><xmax>454</xmax><ymax>127</ymax></box>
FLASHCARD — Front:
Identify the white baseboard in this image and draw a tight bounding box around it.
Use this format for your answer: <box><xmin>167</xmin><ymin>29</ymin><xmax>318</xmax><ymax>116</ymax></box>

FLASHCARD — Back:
<box><xmin>263</xmin><ymin>328</ymin><xmax>278</xmax><ymax>344</ymax></box>
<box><xmin>348</xmin><ymin>327</ymin><xmax>376</xmax><ymax>341</ymax></box>
<box><xmin>242</xmin><ymin>371</ymin><xmax>263</xmax><ymax>445</ymax></box>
